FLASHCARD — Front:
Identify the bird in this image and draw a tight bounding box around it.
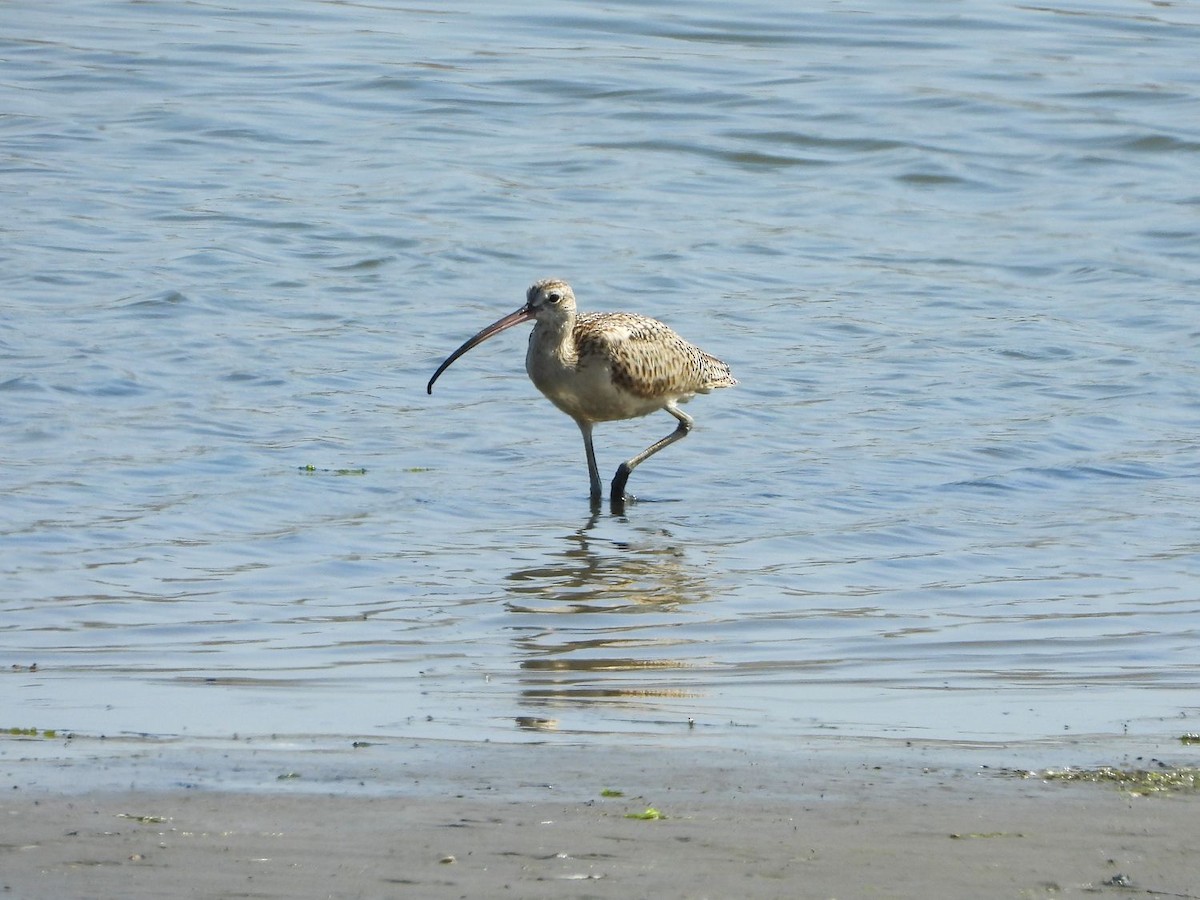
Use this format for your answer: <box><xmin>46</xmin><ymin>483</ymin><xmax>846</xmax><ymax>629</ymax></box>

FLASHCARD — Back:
<box><xmin>426</xmin><ymin>278</ymin><xmax>736</xmax><ymax>505</ymax></box>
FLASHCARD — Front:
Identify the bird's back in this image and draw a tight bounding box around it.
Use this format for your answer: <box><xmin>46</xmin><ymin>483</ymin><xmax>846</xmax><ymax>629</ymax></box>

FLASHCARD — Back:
<box><xmin>574</xmin><ymin>311</ymin><xmax>737</xmax><ymax>402</ymax></box>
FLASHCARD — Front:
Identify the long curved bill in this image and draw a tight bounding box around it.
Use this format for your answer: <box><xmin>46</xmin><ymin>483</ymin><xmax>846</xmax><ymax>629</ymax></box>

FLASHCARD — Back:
<box><xmin>426</xmin><ymin>304</ymin><xmax>534</xmax><ymax>394</ymax></box>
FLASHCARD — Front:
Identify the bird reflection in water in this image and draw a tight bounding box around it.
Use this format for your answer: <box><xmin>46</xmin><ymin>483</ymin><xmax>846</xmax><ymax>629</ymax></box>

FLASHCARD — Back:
<box><xmin>504</xmin><ymin>514</ymin><xmax>718</xmax><ymax>726</ymax></box>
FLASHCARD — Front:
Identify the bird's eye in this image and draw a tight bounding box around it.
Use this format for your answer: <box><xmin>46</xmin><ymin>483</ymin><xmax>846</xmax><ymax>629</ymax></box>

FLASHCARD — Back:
<box><xmin>546</xmin><ymin>291</ymin><xmax>562</xmax><ymax>303</ymax></box>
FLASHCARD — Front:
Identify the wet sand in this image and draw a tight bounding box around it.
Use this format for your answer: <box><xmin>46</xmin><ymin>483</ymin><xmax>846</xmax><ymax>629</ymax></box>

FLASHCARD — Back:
<box><xmin>3</xmin><ymin>736</ymin><xmax>1197</xmax><ymax>899</ymax></box>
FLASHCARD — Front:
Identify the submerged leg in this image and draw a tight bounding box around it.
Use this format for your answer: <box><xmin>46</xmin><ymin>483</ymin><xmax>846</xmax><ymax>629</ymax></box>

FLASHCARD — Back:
<box><xmin>578</xmin><ymin>419</ymin><xmax>602</xmax><ymax>502</ymax></box>
<box><xmin>611</xmin><ymin>403</ymin><xmax>693</xmax><ymax>500</ymax></box>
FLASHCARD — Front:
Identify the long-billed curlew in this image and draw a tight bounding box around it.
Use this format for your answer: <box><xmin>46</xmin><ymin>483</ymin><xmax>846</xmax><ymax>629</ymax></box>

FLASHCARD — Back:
<box><xmin>426</xmin><ymin>278</ymin><xmax>736</xmax><ymax>505</ymax></box>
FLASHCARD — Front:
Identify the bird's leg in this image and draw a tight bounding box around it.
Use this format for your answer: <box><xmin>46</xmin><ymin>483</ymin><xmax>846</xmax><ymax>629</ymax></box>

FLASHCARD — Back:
<box><xmin>611</xmin><ymin>404</ymin><xmax>693</xmax><ymax>501</ymax></box>
<box><xmin>577</xmin><ymin>419</ymin><xmax>603</xmax><ymax>503</ymax></box>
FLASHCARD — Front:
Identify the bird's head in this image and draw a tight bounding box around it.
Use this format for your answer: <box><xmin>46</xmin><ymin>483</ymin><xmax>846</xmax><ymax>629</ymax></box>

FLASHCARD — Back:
<box><xmin>525</xmin><ymin>278</ymin><xmax>577</xmax><ymax>326</ymax></box>
<box><xmin>426</xmin><ymin>278</ymin><xmax>577</xmax><ymax>394</ymax></box>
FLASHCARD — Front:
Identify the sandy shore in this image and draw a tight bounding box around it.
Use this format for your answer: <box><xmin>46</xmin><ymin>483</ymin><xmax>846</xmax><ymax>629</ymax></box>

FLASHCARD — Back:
<box><xmin>2</xmin><ymin>735</ymin><xmax>1197</xmax><ymax>899</ymax></box>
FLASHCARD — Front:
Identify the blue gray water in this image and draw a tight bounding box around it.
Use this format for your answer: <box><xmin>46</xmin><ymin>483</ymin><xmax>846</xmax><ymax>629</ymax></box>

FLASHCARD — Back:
<box><xmin>3</xmin><ymin>1</ymin><xmax>1198</xmax><ymax>751</ymax></box>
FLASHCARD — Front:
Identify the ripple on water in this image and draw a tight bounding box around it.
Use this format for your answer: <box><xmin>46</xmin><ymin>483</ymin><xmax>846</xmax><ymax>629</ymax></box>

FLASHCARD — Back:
<box><xmin>2</xmin><ymin>0</ymin><xmax>1199</xmax><ymax>748</ymax></box>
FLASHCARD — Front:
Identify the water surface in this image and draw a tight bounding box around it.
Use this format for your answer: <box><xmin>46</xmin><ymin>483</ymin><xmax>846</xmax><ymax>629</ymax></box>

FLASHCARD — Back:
<box><xmin>3</xmin><ymin>0</ymin><xmax>1199</xmax><ymax>753</ymax></box>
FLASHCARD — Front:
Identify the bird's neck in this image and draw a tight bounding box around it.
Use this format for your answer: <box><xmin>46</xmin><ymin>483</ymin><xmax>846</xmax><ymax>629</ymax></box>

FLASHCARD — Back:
<box><xmin>530</xmin><ymin>313</ymin><xmax>579</xmax><ymax>362</ymax></box>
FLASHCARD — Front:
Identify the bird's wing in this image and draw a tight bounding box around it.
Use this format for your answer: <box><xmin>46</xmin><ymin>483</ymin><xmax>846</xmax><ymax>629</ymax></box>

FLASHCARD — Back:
<box><xmin>576</xmin><ymin>313</ymin><xmax>719</xmax><ymax>399</ymax></box>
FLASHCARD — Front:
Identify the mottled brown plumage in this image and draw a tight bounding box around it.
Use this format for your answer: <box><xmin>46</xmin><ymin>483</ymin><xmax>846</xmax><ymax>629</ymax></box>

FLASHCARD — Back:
<box><xmin>575</xmin><ymin>311</ymin><xmax>733</xmax><ymax>401</ymax></box>
<box><xmin>427</xmin><ymin>278</ymin><xmax>736</xmax><ymax>505</ymax></box>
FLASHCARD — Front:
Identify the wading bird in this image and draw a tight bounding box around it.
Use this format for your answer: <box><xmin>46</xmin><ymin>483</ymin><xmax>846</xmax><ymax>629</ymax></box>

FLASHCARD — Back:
<box><xmin>426</xmin><ymin>278</ymin><xmax>736</xmax><ymax>506</ymax></box>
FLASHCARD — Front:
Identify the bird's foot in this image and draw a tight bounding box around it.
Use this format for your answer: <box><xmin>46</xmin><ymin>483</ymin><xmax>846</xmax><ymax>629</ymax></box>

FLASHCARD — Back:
<box><xmin>610</xmin><ymin>494</ymin><xmax>633</xmax><ymax>516</ymax></box>
<box><xmin>610</xmin><ymin>463</ymin><xmax>633</xmax><ymax>501</ymax></box>
<box><xmin>610</xmin><ymin>464</ymin><xmax>637</xmax><ymax>513</ymax></box>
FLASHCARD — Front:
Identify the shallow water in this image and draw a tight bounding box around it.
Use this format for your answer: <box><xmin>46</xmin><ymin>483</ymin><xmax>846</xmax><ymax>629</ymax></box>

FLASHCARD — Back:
<box><xmin>3</xmin><ymin>0</ymin><xmax>1199</xmax><ymax>751</ymax></box>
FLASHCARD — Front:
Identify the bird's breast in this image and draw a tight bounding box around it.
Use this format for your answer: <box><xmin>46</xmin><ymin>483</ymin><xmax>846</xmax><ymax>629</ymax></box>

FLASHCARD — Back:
<box><xmin>525</xmin><ymin>338</ymin><xmax>667</xmax><ymax>424</ymax></box>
